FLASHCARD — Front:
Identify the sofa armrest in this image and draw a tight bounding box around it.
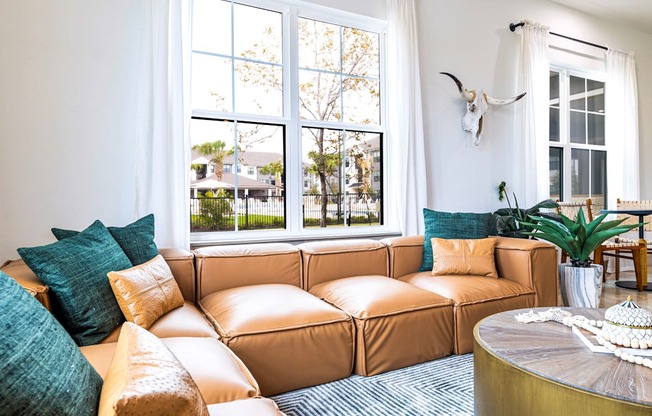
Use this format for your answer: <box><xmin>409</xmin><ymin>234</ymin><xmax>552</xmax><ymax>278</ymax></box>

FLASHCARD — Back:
<box><xmin>494</xmin><ymin>237</ymin><xmax>558</xmax><ymax>307</ymax></box>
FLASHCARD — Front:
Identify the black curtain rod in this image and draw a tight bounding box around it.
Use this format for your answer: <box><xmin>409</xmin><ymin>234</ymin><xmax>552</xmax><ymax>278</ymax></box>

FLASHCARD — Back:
<box><xmin>509</xmin><ymin>21</ymin><xmax>608</xmax><ymax>51</ymax></box>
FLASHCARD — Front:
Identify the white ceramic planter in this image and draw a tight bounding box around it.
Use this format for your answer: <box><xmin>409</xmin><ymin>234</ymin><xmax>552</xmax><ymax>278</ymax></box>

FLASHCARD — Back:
<box><xmin>558</xmin><ymin>263</ymin><xmax>603</xmax><ymax>308</ymax></box>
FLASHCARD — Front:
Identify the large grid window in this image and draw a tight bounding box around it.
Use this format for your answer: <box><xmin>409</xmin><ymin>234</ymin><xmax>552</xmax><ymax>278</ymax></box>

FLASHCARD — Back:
<box><xmin>549</xmin><ymin>69</ymin><xmax>606</xmax><ymax>211</ymax></box>
<box><xmin>190</xmin><ymin>0</ymin><xmax>385</xmax><ymax>237</ymax></box>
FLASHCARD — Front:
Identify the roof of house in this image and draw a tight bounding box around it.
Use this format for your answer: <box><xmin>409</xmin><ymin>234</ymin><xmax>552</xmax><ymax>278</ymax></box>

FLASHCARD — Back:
<box><xmin>190</xmin><ymin>173</ymin><xmax>275</xmax><ymax>190</ymax></box>
<box><xmin>191</xmin><ymin>149</ymin><xmax>283</xmax><ymax>167</ymax></box>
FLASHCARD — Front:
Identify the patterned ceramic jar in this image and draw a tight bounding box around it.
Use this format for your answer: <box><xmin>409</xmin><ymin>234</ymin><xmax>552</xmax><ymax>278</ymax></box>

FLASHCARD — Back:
<box><xmin>601</xmin><ymin>297</ymin><xmax>652</xmax><ymax>342</ymax></box>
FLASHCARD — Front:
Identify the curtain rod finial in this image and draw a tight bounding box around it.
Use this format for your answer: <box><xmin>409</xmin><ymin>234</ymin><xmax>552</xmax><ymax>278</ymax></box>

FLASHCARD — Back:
<box><xmin>509</xmin><ymin>22</ymin><xmax>524</xmax><ymax>32</ymax></box>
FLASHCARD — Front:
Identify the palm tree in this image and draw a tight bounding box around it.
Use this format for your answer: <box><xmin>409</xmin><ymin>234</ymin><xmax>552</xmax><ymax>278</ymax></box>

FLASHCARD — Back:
<box><xmin>193</xmin><ymin>140</ymin><xmax>233</xmax><ymax>181</ymax></box>
<box><xmin>259</xmin><ymin>160</ymin><xmax>284</xmax><ymax>196</ymax></box>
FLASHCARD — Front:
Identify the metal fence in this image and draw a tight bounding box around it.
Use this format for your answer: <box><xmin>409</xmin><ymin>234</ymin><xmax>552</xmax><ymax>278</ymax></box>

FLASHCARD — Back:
<box><xmin>190</xmin><ymin>193</ymin><xmax>381</xmax><ymax>232</ymax></box>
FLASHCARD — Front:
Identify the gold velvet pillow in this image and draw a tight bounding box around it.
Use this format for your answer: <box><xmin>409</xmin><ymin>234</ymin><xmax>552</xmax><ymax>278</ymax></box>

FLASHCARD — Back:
<box><xmin>98</xmin><ymin>322</ymin><xmax>209</xmax><ymax>416</ymax></box>
<box><xmin>108</xmin><ymin>254</ymin><xmax>184</xmax><ymax>329</ymax></box>
<box><xmin>430</xmin><ymin>237</ymin><xmax>498</xmax><ymax>278</ymax></box>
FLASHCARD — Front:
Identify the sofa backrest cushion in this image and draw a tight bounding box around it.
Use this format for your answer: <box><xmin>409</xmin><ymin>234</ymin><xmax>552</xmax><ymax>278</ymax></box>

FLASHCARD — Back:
<box><xmin>298</xmin><ymin>239</ymin><xmax>388</xmax><ymax>290</ymax></box>
<box><xmin>382</xmin><ymin>235</ymin><xmax>424</xmax><ymax>278</ymax></box>
<box><xmin>1</xmin><ymin>249</ymin><xmax>197</xmax><ymax>311</ymax></box>
<box><xmin>17</xmin><ymin>220</ymin><xmax>131</xmax><ymax>346</ymax></box>
<box><xmin>0</xmin><ymin>271</ymin><xmax>103</xmax><ymax>415</ymax></box>
<box><xmin>194</xmin><ymin>243</ymin><xmax>302</xmax><ymax>298</ymax></box>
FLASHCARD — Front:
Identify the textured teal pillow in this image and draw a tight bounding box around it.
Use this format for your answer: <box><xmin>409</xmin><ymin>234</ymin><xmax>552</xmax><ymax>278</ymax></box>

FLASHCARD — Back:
<box><xmin>18</xmin><ymin>220</ymin><xmax>132</xmax><ymax>346</ymax></box>
<box><xmin>420</xmin><ymin>209</ymin><xmax>493</xmax><ymax>272</ymax></box>
<box><xmin>52</xmin><ymin>214</ymin><xmax>158</xmax><ymax>265</ymax></box>
<box><xmin>0</xmin><ymin>271</ymin><xmax>103</xmax><ymax>415</ymax></box>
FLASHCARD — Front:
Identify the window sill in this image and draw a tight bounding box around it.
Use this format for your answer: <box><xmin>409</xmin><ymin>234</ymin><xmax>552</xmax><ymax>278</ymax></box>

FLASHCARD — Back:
<box><xmin>190</xmin><ymin>227</ymin><xmax>402</xmax><ymax>249</ymax></box>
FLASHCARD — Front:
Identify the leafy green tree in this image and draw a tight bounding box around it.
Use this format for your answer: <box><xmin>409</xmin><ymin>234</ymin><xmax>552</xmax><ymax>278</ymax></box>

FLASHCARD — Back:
<box><xmin>237</xmin><ymin>19</ymin><xmax>379</xmax><ymax>227</ymax></box>
<box><xmin>259</xmin><ymin>160</ymin><xmax>284</xmax><ymax>196</ymax></box>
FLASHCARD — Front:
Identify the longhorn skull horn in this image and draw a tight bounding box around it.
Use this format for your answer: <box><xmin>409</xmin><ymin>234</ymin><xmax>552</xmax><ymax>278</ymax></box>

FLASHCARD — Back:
<box><xmin>440</xmin><ymin>72</ymin><xmax>526</xmax><ymax>145</ymax></box>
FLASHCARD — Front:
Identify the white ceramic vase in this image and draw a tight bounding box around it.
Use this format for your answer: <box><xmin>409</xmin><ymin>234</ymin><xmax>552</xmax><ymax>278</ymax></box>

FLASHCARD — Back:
<box><xmin>558</xmin><ymin>263</ymin><xmax>603</xmax><ymax>308</ymax></box>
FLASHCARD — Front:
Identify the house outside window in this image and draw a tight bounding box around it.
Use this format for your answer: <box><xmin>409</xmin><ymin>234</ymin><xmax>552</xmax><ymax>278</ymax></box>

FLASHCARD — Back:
<box><xmin>190</xmin><ymin>0</ymin><xmax>386</xmax><ymax>236</ymax></box>
<box><xmin>549</xmin><ymin>68</ymin><xmax>606</xmax><ymax>212</ymax></box>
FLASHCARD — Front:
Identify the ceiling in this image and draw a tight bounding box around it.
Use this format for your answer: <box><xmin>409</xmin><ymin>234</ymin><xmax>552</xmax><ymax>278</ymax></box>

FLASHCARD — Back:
<box><xmin>546</xmin><ymin>0</ymin><xmax>652</xmax><ymax>35</ymax></box>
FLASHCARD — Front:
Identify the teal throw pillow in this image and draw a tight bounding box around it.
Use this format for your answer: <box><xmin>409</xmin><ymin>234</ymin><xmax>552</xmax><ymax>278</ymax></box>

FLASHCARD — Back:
<box><xmin>18</xmin><ymin>220</ymin><xmax>132</xmax><ymax>346</ymax></box>
<box><xmin>420</xmin><ymin>209</ymin><xmax>493</xmax><ymax>272</ymax></box>
<box><xmin>0</xmin><ymin>271</ymin><xmax>103</xmax><ymax>415</ymax></box>
<box><xmin>52</xmin><ymin>214</ymin><xmax>158</xmax><ymax>265</ymax></box>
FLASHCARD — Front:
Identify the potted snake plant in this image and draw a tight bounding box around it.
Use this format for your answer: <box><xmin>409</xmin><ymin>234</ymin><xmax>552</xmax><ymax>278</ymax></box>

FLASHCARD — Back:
<box><xmin>522</xmin><ymin>210</ymin><xmax>642</xmax><ymax>308</ymax></box>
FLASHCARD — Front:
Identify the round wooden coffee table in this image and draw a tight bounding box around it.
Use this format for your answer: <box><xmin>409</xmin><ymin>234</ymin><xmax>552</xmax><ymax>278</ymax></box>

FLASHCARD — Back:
<box><xmin>474</xmin><ymin>308</ymin><xmax>652</xmax><ymax>416</ymax></box>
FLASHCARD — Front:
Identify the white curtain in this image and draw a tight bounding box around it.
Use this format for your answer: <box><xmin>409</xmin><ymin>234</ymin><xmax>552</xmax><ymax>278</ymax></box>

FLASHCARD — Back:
<box><xmin>518</xmin><ymin>20</ymin><xmax>550</xmax><ymax>206</ymax></box>
<box><xmin>606</xmin><ymin>49</ymin><xmax>640</xmax><ymax>206</ymax></box>
<box><xmin>386</xmin><ymin>0</ymin><xmax>428</xmax><ymax>235</ymax></box>
<box><xmin>134</xmin><ymin>0</ymin><xmax>192</xmax><ymax>249</ymax></box>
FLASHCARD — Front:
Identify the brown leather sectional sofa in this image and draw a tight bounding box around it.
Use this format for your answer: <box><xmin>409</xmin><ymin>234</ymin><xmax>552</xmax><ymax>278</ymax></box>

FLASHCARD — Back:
<box><xmin>2</xmin><ymin>235</ymin><xmax>557</xmax><ymax>414</ymax></box>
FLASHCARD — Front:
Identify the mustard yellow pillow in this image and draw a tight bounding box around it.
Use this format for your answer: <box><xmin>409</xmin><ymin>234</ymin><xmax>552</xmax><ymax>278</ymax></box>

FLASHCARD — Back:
<box><xmin>98</xmin><ymin>322</ymin><xmax>209</xmax><ymax>416</ymax></box>
<box><xmin>108</xmin><ymin>254</ymin><xmax>184</xmax><ymax>329</ymax></box>
<box><xmin>431</xmin><ymin>237</ymin><xmax>498</xmax><ymax>278</ymax></box>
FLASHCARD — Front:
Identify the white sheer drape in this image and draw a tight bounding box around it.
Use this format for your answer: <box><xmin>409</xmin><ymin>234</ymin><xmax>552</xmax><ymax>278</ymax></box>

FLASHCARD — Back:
<box><xmin>606</xmin><ymin>49</ymin><xmax>640</xmax><ymax>206</ymax></box>
<box><xmin>386</xmin><ymin>0</ymin><xmax>428</xmax><ymax>235</ymax></box>
<box><xmin>134</xmin><ymin>0</ymin><xmax>191</xmax><ymax>249</ymax></box>
<box><xmin>518</xmin><ymin>20</ymin><xmax>550</xmax><ymax>207</ymax></box>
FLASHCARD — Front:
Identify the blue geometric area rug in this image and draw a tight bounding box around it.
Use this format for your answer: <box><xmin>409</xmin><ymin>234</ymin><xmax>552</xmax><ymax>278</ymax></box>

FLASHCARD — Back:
<box><xmin>271</xmin><ymin>354</ymin><xmax>474</xmax><ymax>416</ymax></box>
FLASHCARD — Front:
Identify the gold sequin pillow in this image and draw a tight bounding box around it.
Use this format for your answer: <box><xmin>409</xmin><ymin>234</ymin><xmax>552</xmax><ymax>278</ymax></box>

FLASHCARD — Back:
<box><xmin>98</xmin><ymin>322</ymin><xmax>209</xmax><ymax>416</ymax></box>
<box><xmin>430</xmin><ymin>237</ymin><xmax>498</xmax><ymax>278</ymax></box>
<box><xmin>107</xmin><ymin>254</ymin><xmax>184</xmax><ymax>329</ymax></box>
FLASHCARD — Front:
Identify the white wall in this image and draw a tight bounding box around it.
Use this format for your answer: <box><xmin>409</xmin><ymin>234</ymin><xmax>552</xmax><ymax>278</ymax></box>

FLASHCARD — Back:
<box><xmin>418</xmin><ymin>0</ymin><xmax>652</xmax><ymax>213</ymax></box>
<box><xmin>0</xmin><ymin>0</ymin><xmax>143</xmax><ymax>260</ymax></box>
<box><xmin>1</xmin><ymin>0</ymin><xmax>651</xmax><ymax>260</ymax></box>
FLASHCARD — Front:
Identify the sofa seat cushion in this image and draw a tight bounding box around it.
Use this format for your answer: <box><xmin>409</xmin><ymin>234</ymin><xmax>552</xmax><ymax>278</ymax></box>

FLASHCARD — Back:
<box><xmin>207</xmin><ymin>398</ymin><xmax>285</xmax><ymax>416</ymax></box>
<box><xmin>81</xmin><ymin>337</ymin><xmax>260</xmax><ymax>405</ymax></box>
<box><xmin>400</xmin><ymin>273</ymin><xmax>536</xmax><ymax>354</ymax></box>
<box><xmin>101</xmin><ymin>301</ymin><xmax>218</xmax><ymax>343</ymax></box>
<box><xmin>310</xmin><ymin>275</ymin><xmax>454</xmax><ymax>376</ymax></box>
<box><xmin>200</xmin><ymin>284</ymin><xmax>354</xmax><ymax>396</ymax></box>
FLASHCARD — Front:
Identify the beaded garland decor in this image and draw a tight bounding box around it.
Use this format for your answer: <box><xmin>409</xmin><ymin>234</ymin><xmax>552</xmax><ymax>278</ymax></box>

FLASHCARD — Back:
<box><xmin>515</xmin><ymin>297</ymin><xmax>652</xmax><ymax>370</ymax></box>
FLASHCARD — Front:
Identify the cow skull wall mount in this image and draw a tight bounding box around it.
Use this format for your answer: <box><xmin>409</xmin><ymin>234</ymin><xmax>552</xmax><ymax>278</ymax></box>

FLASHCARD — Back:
<box><xmin>440</xmin><ymin>72</ymin><xmax>526</xmax><ymax>146</ymax></box>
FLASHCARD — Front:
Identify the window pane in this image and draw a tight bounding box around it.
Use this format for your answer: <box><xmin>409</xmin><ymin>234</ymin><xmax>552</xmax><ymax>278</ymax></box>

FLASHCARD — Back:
<box><xmin>191</xmin><ymin>54</ymin><xmax>232</xmax><ymax>112</ymax></box>
<box><xmin>190</xmin><ymin>120</ymin><xmax>286</xmax><ymax>232</ymax></box>
<box><xmin>342</xmin><ymin>27</ymin><xmax>380</xmax><ymax>78</ymax></box>
<box><xmin>298</xmin><ymin>19</ymin><xmax>340</xmax><ymax>72</ymax></box>
<box><xmin>587</xmin><ymin>113</ymin><xmax>605</xmax><ymax>145</ymax></box>
<box><xmin>302</xmin><ymin>128</ymin><xmax>344</xmax><ymax>227</ymax></box>
<box><xmin>587</xmin><ymin>80</ymin><xmax>605</xmax><ymax>113</ymax></box>
<box><xmin>570</xmin><ymin>111</ymin><xmax>586</xmax><ymax>144</ymax></box>
<box><xmin>192</xmin><ymin>0</ymin><xmax>231</xmax><ymax>56</ymax></box>
<box><xmin>344</xmin><ymin>132</ymin><xmax>382</xmax><ymax>226</ymax></box>
<box><xmin>591</xmin><ymin>150</ymin><xmax>607</xmax><ymax>211</ymax></box>
<box><xmin>549</xmin><ymin>71</ymin><xmax>559</xmax><ymax>102</ymax></box>
<box><xmin>549</xmin><ymin>147</ymin><xmax>562</xmax><ymax>200</ymax></box>
<box><xmin>571</xmin><ymin>149</ymin><xmax>589</xmax><ymax>200</ymax></box>
<box><xmin>570</xmin><ymin>76</ymin><xmax>585</xmax><ymax>111</ymax></box>
<box><xmin>342</xmin><ymin>77</ymin><xmax>380</xmax><ymax>124</ymax></box>
<box><xmin>234</xmin><ymin>61</ymin><xmax>282</xmax><ymax>116</ymax></box>
<box><xmin>549</xmin><ymin>107</ymin><xmax>560</xmax><ymax>142</ymax></box>
<box><xmin>190</xmin><ymin>119</ymin><xmax>236</xmax><ymax>232</ymax></box>
<box><xmin>299</xmin><ymin>70</ymin><xmax>342</xmax><ymax>121</ymax></box>
<box><xmin>233</xmin><ymin>4</ymin><xmax>282</xmax><ymax>64</ymax></box>
<box><xmin>234</xmin><ymin>122</ymin><xmax>286</xmax><ymax>230</ymax></box>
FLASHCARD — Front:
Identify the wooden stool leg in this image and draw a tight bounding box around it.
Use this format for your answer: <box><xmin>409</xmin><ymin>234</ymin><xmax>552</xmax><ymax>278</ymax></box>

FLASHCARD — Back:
<box><xmin>615</xmin><ymin>250</ymin><xmax>620</xmax><ymax>281</ymax></box>
<box><xmin>632</xmin><ymin>248</ymin><xmax>643</xmax><ymax>292</ymax></box>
